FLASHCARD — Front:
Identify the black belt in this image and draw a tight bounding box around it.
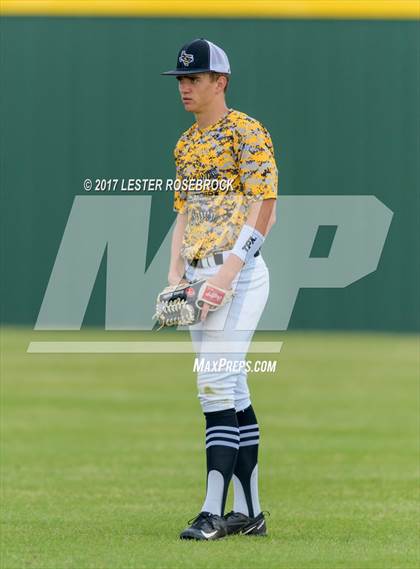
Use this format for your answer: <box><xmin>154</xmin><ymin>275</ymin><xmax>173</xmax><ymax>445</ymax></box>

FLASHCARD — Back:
<box><xmin>188</xmin><ymin>249</ymin><xmax>260</xmax><ymax>269</ymax></box>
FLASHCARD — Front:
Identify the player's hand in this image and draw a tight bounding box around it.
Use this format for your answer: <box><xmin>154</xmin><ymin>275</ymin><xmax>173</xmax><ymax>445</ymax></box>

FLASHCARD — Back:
<box><xmin>200</xmin><ymin>275</ymin><xmax>233</xmax><ymax>321</ymax></box>
<box><xmin>201</xmin><ymin>303</ymin><xmax>210</xmax><ymax>321</ymax></box>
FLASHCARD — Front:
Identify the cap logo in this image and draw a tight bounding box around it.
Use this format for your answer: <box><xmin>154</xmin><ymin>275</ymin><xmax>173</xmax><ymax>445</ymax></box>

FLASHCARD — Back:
<box><xmin>179</xmin><ymin>50</ymin><xmax>194</xmax><ymax>67</ymax></box>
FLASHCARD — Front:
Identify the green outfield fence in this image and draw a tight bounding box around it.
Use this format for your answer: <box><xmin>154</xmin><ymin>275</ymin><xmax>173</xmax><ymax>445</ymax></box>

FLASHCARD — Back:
<box><xmin>1</xmin><ymin>2</ymin><xmax>419</xmax><ymax>331</ymax></box>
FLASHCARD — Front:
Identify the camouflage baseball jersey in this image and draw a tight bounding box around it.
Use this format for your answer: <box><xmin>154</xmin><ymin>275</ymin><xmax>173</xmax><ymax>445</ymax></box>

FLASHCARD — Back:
<box><xmin>173</xmin><ymin>108</ymin><xmax>278</xmax><ymax>261</ymax></box>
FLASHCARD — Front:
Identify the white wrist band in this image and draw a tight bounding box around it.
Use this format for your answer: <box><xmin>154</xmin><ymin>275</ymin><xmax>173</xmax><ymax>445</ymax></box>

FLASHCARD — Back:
<box><xmin>231</xmin><ymin>224</ymin><xmax>265</xmax><ymax>263</ymax></box>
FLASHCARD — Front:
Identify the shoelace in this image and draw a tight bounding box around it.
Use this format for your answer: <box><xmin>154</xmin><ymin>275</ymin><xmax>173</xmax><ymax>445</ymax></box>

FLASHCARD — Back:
<box><xmin>187</xmin><ymin>511</ymin><xmax>212</xmax><ymax>526</ymax></box>
<box><xmin>225</xmin><ymin>509</ymin><xmax>271</xmax><ymax>519</ymax></box>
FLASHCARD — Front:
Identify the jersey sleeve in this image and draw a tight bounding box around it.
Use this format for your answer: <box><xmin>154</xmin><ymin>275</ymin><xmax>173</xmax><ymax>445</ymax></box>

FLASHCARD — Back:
<box><xmin>238</xmin><ymin>124</ymin><xmax>278</xmax><ymax>201</ymax></box>
<box><xmin>173</xmin><ymin>144</ymin><xmax>187</xmax><ymax>214</ymax></box>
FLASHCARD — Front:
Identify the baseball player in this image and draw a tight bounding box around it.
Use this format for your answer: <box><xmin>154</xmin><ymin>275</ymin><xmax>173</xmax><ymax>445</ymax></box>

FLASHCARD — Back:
<box><xmin>162</xmin><ymin>38</ymin><xmax>278</xmax><ymax>540</ymax></box>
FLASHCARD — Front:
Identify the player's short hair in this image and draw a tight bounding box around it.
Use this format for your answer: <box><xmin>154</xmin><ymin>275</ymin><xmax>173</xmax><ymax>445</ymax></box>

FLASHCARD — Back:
<box><xmin>208</xmin><ymin>71</ymin><xmax>230</xmax><ymax>93</ymax></box>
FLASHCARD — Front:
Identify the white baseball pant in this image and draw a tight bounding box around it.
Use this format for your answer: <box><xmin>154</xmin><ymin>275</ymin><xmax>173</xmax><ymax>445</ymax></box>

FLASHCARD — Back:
<box><xmin>184</xmin><ymin>253</ymin><xmax>270</xmax><ymax>413</ymax></box>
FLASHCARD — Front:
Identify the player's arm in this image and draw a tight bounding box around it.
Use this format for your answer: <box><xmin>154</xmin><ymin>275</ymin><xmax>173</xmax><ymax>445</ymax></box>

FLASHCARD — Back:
<box><xmin>200</xmin><ymin>124</ymin><xmax>278</xmax><ymax>320</ymax></box>
<box><xmin>247</xmin><ymin>197</ymin><xmax>277</xmax><ymax>234</ymax></box>
<box><xmin>168</xmin><ymin>212</ymin><xmax>187</xmax><ymax>286</ymax></box>
<box><xmin>210</xmin><ymin>123</ymin><xmax>278</xmax><ymax>290</ymax></box>
<box><xmin>169</xmin><ymin>141</ymin><xmax>188</xmax><ymax>286</ymax></box>
<box><xmin>209</xmin><ymin>198</ymin><xmax>277</xmax><ymax>290</ymax></box>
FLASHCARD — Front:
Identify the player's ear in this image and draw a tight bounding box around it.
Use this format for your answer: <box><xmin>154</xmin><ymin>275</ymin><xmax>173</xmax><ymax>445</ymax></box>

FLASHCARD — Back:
<box><xmin>216</xmin><ymin>75</ymin><xmax>227</xmax><ymax>94</ymax></box>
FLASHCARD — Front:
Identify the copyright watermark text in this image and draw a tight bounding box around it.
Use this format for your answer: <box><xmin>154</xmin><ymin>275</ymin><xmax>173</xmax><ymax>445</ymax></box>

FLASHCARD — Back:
<box><xmin>83</xmin><ymin>178</ymin><xmax>234</xmax><ymax>193</ymax></box>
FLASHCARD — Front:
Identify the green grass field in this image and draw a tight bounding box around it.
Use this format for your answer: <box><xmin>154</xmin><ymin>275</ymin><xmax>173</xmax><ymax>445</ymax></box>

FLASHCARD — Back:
<box><xmin>1</xmin><ymin>328</ymin><xmax>418</xmax><ymax>569</ymax></box>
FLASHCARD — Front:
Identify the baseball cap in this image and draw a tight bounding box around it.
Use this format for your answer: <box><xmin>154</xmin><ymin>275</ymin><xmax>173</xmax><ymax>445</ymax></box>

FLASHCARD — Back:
<box><xmin>162</xmin><ymin>38</ymin><xmax>231</xmax><ymax>76</ymax></box>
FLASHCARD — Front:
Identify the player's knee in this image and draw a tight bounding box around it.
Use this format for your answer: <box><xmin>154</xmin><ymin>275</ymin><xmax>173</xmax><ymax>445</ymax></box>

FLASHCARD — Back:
<box><xmin>198</xmin><ymin>392</ymin><xmax>235</xmax><ymax>413</ymax></box>
<box><xmin>233</xmin><ymin>373</ymin><xmax>251</xmax><ymax>413</ymax></box>
<box><xmin>197</xmin><ymin>374</ymin><xmax>236</xmax><ymax>413</ymax></box>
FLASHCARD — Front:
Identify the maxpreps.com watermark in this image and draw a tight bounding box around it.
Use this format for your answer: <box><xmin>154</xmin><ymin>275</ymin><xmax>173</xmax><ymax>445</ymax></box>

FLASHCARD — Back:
<box><xmin>193</xmin><ymin>358</ymin><xmax>277</xmax><ymax>373</ymax></box>
<box><xmin>83</xmin><ymin>178</ymin><xmax>233</xmax><ymax>192</ymax></box>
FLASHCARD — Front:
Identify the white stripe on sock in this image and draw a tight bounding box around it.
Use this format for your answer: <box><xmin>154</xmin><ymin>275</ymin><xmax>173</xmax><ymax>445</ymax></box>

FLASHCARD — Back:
<box><xmin>206</xmin><ymin>440</ymin><xmax>239</xmax><ymax>450</ymax></box>
<box><xmin>206</xmin><ymin>426</ymin><xmax>239</xmax><ymax>434</ymax></box>
<box><xmin>240</xmin><ymin>431</ymin><xmax>259</xmax><ymax>439</ymax></box>
<box><xmin>239</xmin><ymin>424</ymin><xmax>259</xmax><ymax>432</ymax></box>
<box><xmin>206</xmin><ymin>432</ymin><xmax>240</xmax><ymax>442</ymax></box>
<box><xmin>239</xmin><ymin>438</ymin><xmax>259</xmax><ymax>447</ymax></box>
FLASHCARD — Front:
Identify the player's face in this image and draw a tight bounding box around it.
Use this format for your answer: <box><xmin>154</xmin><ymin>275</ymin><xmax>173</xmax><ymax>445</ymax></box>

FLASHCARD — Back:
<box><xmin>176</xmin><ymin>73</ymin><xmax>220</xmax><ymax>113</ymax></box>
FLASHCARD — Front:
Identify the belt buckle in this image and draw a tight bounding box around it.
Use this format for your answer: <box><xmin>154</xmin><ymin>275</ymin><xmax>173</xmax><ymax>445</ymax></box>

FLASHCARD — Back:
<box><xmin>189</xmin><ymin>254</ymin><xmax>213</xmax><ymax>269</ymax></box>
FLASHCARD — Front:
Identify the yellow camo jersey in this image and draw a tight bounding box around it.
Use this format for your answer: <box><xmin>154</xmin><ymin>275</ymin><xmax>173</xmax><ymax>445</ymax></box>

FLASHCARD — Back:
<box><xmin>173</xmin><ymin>108</ymin><xmax>278</xmax><ymax>261</ymax></box>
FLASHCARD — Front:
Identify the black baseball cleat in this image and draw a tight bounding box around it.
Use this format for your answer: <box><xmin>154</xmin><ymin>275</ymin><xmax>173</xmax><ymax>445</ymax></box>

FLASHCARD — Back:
<box><xmin>179</xmin><ymin>511</ymin><xmax>228</xmax><ymax>540</ymax></box>
<box><xmin>224</xmin><ymin>511</ymin><xmax>268</xmax><ymax>536</ymax></box>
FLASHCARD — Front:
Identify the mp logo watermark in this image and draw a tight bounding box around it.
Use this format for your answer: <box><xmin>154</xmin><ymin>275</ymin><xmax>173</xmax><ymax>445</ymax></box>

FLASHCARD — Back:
<box><xmin>27</xmin><ymin>195</ymin><xmax>393</xmax><ymax>354</ymax></box>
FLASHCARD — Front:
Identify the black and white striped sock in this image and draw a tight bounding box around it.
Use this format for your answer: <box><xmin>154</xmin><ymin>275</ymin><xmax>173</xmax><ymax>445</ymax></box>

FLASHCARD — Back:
<box><xmin>201</xmin><ymin>408</ymin><xmax>239</xmax><ymax>516</ymax></box>
<box><xmin>233</xmin><ymin>405</ymin><xmax>261</xmax><ymax>518</ymax></box>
